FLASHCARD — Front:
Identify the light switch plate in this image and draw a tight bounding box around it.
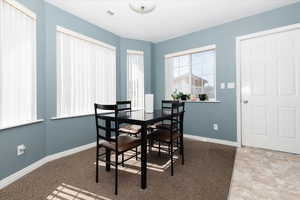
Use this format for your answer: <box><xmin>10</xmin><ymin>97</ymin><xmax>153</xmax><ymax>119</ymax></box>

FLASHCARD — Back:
<box><xmin>213</xmin><ymin>123</ymin><xmax>218</xmax><ymax>131</ymax></box>
<box><xmin>220</xmin><ymin>83</ymin><xmax>225</xmax><ymax>89</ymax></box>
<box><xmin>227</xmin><ymin>82</ymin><xmax>235</xmax><ymax>89</ymax></box>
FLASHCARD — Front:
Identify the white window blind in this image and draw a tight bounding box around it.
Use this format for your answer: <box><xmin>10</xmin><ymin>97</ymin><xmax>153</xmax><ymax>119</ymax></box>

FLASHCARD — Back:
<box><xmin>56</xmin><ymin>27</ymin><xmax>116</xmax><ymax>117</ymax></box>
<box><xmin>127</xmin><ymin>50</ymin><xmax>144</xmax><ymax>110</ymax></box>
<box><xmin>0</xmin><ymin>0</ymin><xmax>37</xmax><ymax>128</ymax></box>
<box><xmin>165</xmin><ymin>45</ymin><xmax>216</xmax><ymax>100</ymax></box>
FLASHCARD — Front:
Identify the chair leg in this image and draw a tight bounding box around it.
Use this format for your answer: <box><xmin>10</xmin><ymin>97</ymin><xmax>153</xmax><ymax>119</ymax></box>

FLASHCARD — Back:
<box><xmin>135</xmin><ymin>147</ymin><xmax>138</xmax><ymax>160</ymax></box>
<box><xmin>158</xmin><ymin>141</ymin><xmax>161</xmax><ymax>157</ymax></box>
<box><xmin>149</xmin><ymin>138</ymin><xmax>153</xmax><ymax>152</ymax></box>
<box><xmin>170</xmin><ymin>142</ymin><xmax>174</xmax><ymax>176</ymax></box>
<box><xmin>122</xmin><ymin>153</ymin><xmax>125</xmax><ymax>167</ymax></box>
<box><xmin>115</xmin><ymin>152</ymin><xmax>118</xmax><ymax>195</ymax></box>
<box><xmin>96</xmin><ymin>147</ymin><xmax>99</xmax><ymax>183</ymax></box>
<box><xmin>135</xmin><ymin>134</ymin><xmax>138</xmax><ymax>160</ymax></box>
<box><xmin>181</xmin><ymin>136</ymin><xmax>184</xmax><ymax>165</ymax></box>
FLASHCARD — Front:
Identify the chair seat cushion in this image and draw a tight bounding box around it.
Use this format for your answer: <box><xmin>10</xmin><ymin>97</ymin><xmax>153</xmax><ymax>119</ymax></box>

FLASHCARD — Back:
<box><xmin>153</xmin><ymin>129</ymin><xmax>180</xmax><ymax>143</ymax></box>
<box><xmin>119</xmin><ymin>124</ymin><xmax>141</xmax><ymax>134</ymax></box>
<box><xmin>99</xmin><ymin>135</ymin><xmax>140</xmax><ymax>152</ymax></box>
<box><xmin>150</xmin><ymin>123</ymin><xmax>178</xmax><ymax>130</ymax></box>
<box><xmin>155</xmin><ymin>123</ymin><xmax>171</xmax><ymax>129</ymax></box>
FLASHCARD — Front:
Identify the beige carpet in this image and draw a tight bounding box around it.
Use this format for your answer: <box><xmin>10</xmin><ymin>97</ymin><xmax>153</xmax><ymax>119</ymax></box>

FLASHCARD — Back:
<box><xmin>0</xmin><ymin>139</ymin><xmax>236</xmax><ymax>200</ymax></box>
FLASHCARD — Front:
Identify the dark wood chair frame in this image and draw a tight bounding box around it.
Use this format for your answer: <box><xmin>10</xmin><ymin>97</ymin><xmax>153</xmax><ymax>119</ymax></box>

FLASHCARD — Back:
<box><xmin>150</xmin><ymin>100</ymin><xmax>179</xmax><ymax>154</ymax></box>
<box><xmin>94</xmin><ymin>103</ymin><xmax>141</xmax><ymax>195</ymax></box>
<box><xmin>152</xmin><ymin>102</ymin><xmax>185</xmax><ymax>176</ymax></box>
<box><xmin>116</xmin><ymin>100</ymin><xmax>140</xmax><ymax>160</ymax></box>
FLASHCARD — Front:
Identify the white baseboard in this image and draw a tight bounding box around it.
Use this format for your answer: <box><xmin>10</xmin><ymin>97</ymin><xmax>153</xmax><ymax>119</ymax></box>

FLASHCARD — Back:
<box><xmin>0</xmin><ymin>157</ymin><xmax>48</xmax><ymax>191</ymax></box>
<box><xmin>45</xmin><ymin>142</ymin><xmax>96</xmax><ymax>162</ymax></box>
<box><xmin>0</xmin><ymin>142</ymin><xmax>96</xmax><ymax>190</ymax></box>
<box><xmin>184</xmin><ymin>134</ymin><xmax>240</xmax><ymax>147</ymax></box>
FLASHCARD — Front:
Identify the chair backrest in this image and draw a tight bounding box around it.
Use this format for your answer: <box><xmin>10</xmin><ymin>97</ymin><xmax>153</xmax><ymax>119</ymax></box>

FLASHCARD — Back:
<box><xmin>161</xmin><ymin>100</ymin><xmax>178</xmax><ymax>111</ymax></box>
<box><xmin>116</xmin><ymin>101</ymin><xmax>132</xmax><ymax>112</ymax></box>
<box><xmin>94</xmin><ymin>103</ymin><xmax>119</xmax><ymax>143</ymax></box>
<box><xmin>170</xmin><ymin>102</ymin><xmax>185</xmax><ymax>133</ymax></box>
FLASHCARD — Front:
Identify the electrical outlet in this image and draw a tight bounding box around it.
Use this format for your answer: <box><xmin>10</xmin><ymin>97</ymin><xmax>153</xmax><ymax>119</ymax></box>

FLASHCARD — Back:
<box><xmin>17</xmin><ymin>144</ymin><xmax>26</xmax><ymax>156</ymax></box>
<box><xmin>213</xmin><ymin>123</ymin><xmax>218</xmax><ymax>131</ymax></box>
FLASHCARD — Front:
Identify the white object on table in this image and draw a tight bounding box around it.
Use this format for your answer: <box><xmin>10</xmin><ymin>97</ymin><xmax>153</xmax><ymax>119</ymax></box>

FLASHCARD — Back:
<box><xmin>145</xmin><ymin>94</ymin><xmax>154</xmax><ymax>113</ymax></box>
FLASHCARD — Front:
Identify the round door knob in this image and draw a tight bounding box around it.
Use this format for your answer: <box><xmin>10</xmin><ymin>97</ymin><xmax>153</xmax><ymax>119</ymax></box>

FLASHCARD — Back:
<box><xmin>243</xmin><ymin>100</ymin><xmax>249</xmax><ymax>104</ymax></box>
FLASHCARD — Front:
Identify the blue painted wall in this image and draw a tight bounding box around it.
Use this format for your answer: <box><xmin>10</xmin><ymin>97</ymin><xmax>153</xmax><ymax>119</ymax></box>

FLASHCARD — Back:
<box><xmin>44</xmin><ymin>3</ymin><xmax>121</xmax><ymax>155</ymax></box>
<box><xmin>1</xmin><ymin>0</ymin><xmax>300</xmax><ymax>182</ymax></box>
<box><xmin>152</xmin><ymin>2</ymin><xmax>300</xmax><ymax>142</ymax></box>
<box><xmin>119</xmin><ymin>38</ymin><xmax>153</xmax><ymax>100</ymax></box>
<box><xmin>0</xmin><ymin>0</ymin><xmax>46</xmax><ymax>181</ymax></box>
<box><xmin>0</xmin><ymin>1</ymin><xmax>150</xmax><ymax>181</ymax></box>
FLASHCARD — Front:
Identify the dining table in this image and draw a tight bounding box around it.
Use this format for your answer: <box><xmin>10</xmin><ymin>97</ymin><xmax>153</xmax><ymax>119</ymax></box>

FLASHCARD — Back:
<box><xmin>99</xmin><ymin>109</ymin><xmax>184</xmax><ymax>189</ymax></box>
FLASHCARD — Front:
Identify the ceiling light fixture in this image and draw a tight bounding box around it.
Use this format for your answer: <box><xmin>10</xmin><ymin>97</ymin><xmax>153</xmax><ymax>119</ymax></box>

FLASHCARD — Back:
<box><xmin>107</xmin><ymin>10</ymin><xmax>115</xmax><ymax>16</ymax></box>
<box><xmin>129</xmin><ymin>0</ymin><xmax>156</xmax><ymax>14</ymax></box>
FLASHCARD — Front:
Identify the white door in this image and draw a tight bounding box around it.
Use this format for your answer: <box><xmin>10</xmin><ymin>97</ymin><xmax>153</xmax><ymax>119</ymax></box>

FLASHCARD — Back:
<box><xmin>240</xmin><ymin>26</ymin><xmax>300</xmax><ymax>154</ymax></box>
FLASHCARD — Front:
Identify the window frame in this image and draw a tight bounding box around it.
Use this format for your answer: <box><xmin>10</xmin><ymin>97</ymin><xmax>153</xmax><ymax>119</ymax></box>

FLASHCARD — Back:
<box><xmin>55</xmin><ymin>26</ymin><xmax>117</xmax><ymax>119</ymax></box>
<box><xmin>126</xmin><ymin>49</ymin><xmax>145</xmax><ymax>110</ymax></box>
<box><xmin>164</xmin><ymin>44</ymin><xmax>217</xmax><ymax>101</ymax></box>
<box><xmin>0</xmin><ymin>0</ymin><xmax>39</xmax><ymax>129</ymax></box>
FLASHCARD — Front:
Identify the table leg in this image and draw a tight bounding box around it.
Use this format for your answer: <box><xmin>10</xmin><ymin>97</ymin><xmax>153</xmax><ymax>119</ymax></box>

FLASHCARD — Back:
<box><xmin>180</xmin><ymin>113</ymin><xmax>184</xmax><ymax>165</ymax></box>
<box><xmin>105</xmin><ymin>120</ymin><xmax>111</xmax><ymax>172</ymax></box>
<box><xmin>141</xmin><ymin>124</ymin><xmax>147</xmax><ymax>189</ymax></box>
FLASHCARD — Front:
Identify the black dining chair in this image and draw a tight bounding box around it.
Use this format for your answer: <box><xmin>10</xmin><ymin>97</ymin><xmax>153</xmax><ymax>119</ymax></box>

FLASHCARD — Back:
<box><xmin>154</xmin><ymin>100</ymin><xmax>179</xmax><ymax>130</ymax></box>
<box><xmin>152</xmin><ymin>102</ymin><xmax>185</xmax><ymax>176</ymax></box>
<box><xmin>117</xmin><ymin>101</ymin><xmax>141</xmax><ymax>160</ymax></box>
<box><xmin>117</xmin><ymin>101</ymin><xmax>141</xmax><ymax>136</ymax></box>
<box><xmin>94</xmin><ymin>103</ymin><xmax>141</xmax><ymax>195</ymax></box>
<box><xmin>148</xmin><ymin>100</ymin><xmax>179</xmax><ymax>154</ymax></box>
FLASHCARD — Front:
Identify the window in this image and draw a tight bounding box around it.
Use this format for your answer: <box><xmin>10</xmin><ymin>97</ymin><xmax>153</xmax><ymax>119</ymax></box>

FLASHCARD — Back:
<box><xmin>127</xmin><ymin>50</ymin><xmax>144</xmax><ymax>110</ymax></box>
<box><xmin>165</xmin><ymin>45</ymin><xmax>216</xmax><ymax>100</ymax></box>
<box><xmin>56</xmin><ymin>26</ymin><xmax>116</xmax><ymax>117</ymax></box>
<box><xmin>0</xmin><ymin>0</ymin><xmax>37</xmax><ymax>128</ymax></box>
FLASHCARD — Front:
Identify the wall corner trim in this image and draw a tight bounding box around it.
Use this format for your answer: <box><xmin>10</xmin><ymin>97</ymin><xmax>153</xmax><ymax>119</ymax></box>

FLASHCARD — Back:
<box><xmin>0</xmin><ymin>142</ymin><xmax>96</xmax><ymax>190</ymax></box>
<box><xmin>184</xmin><ymin>134</ymin><xmax>240</xmax><ymax>147</ymax></box>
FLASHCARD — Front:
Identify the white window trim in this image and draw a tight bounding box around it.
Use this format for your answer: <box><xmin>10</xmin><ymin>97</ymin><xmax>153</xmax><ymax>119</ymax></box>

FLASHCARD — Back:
<box><xmin>126</xmin><ymin>49</ymin><xmax>144</xmax><ymax>55</ymax></box>
<box><xmin>56</xmin><ymin>26</ymin><xmax>116</xmax><ymax>51</ymax></box>
<box><xmin>164</xmin><ymin>44</ymin><xmax>217</xmax><ymax>101</ymax></box>
<box><xmin>4</xmin><ymin>0</ymin><xmax>36</xmax><ymax>19</ymax></box>
<box><xmin>51</xmin><ymin>113</ymin><xmax>94</xmax><ymax>120</ymax></box>
<box><xmin>0</xmin><ymin>119</ymin><xmax>44</xmax><ymax>131</ymax></box>
<box><xmin>165</xmin><ymin>44</ymin><xmax>216</xmax><ymax>58</ymax></box>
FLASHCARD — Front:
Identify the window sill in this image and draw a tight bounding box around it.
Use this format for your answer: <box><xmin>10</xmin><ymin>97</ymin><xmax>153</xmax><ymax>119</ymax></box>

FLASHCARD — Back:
<box><xmin>51</xmin><ymin>113</ymin><xmax>94</xmax><ymax>120</ymax></box>
<box><xmin>181</xmin><ymin>100</ymin><xmax>221</xmax><ymax>103</ymax></box>
<box><xmin>0</xmin><ymin>119</ymin><xmax>44</xmax><ymax>131</ymax></box>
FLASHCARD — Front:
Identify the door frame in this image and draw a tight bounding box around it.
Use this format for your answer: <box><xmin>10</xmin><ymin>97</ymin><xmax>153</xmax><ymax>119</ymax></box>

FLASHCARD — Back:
<box><xmin>236</xmin><ymin>23</ymin><xmax>300</xmax><ymax>147</ymax></box>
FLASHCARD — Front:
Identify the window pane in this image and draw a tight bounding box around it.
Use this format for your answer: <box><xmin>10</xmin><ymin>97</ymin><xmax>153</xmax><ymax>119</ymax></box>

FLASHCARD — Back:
<box><xmin>203</xmin><ymin>75</ymin><xmax>215</xmax><ymax>99</ymax></box>
<box><xmin>165</xmin><ymin>46</ymin><xmax>216</xmax><ymax>100</ymax></box>
<box><xmin>191</xmin><ymin>50</ymin><xmax>216</xmax><ymax>99</ymax></box>
<box><xmin>179</xmin><ymin>55</ymin><xmax>189</xmax><ymax>66</ymax></box>
<box><xmin>127</xmin><ymin>51</ymin><xmax>144</xmax><ymax>110</ymax></box>
<box><xmin>0</xmin><ymin>0</ymin><xmax>37</xmax><ymax>127</ymax></box>
<box><xmin>173</xmin><ymin>57</ymin><xmax>180</xmax><ymax>67</ymax></box>
<box><xmin>173</xmin><ymin>73</ymin><xmax>190</xmax><ymax>94</ymax></box>
<box><xmin>172</xmin><ymin>55</ymin><xmax>191</xmax><ymax>95</ymax></box>
<box><xmin>57</xmin><ymin>28</ymin><xmax>116</xmax><ymax>117</ymax></box>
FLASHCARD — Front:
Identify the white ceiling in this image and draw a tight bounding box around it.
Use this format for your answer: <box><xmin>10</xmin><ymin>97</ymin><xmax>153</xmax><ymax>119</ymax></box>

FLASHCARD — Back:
<box><xmin>45</xmin><ymin>0</ymin><xmax>300</xmax><ymax>43</ymax></box>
